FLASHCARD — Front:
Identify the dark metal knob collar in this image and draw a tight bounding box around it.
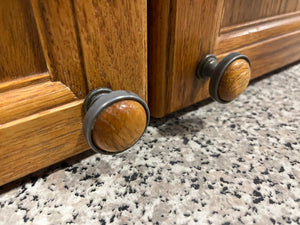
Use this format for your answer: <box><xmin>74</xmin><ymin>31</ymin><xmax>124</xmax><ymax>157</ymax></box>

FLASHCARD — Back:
<box><xmin>82</xmin><ymin>88</ymin><xmax>150</xmax><ymax>154</ymax></box>
<box><xmin>196</xmin><ymin>52</ymin><xmax>251</xmax><ymax>103</ymax></box>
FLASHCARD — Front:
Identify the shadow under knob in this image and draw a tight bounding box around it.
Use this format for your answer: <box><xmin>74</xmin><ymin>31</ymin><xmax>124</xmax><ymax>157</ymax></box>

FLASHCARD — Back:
<box><xmin>83</xmin><ymin>88</ymin><xmax>150</xmax><ymax>153</ymax></box>
<box><xmin>196</xmin><ymin>52</ymin><xmax>251</xmax><ymax>103</ymax></box>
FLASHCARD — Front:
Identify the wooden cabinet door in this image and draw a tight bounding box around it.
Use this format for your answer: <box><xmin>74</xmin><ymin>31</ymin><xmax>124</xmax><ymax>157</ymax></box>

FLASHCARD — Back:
<box><xmin>148</xmin><ymin>0</ymin><xmax>300</xmax><ymax>118</ymax></box>
<box><xmin>0</xmin><ymin>0</ymin><xmax>147</xmax><ymax>186</ymax></box>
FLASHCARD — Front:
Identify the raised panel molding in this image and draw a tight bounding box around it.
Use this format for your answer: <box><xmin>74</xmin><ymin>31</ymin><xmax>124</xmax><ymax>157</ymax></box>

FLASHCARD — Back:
<box><xmin>215</xmin><ymin>12</ymin><xmax>300</xmax><ymax>54</ymax></box>
<box><xmin>0</xmin><ymin>75</ymin><xmax>88</xmax><ymax>186</ymax></box>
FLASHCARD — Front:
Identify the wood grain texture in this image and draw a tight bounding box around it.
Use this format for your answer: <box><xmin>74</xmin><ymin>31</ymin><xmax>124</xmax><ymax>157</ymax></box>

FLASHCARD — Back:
<box><xmin>148</xmin><ymin>0</ymin><xmax>173</xmax><ymax>117</ymax></box>
<box><xmin>0</xmin><ymin>0</ymin><xmax>46</xmax><ymax>82</ymax></box>
<box><xmin>148</xmin><ymin>0</ymin><xmax>224</xmax><ymax>117</ymax></box>
<box><xmin>0</xmin><ymin>0</ymin><xmax>148</xmax><ymax>185</ymax></box>
<box><xmin>149</xmin><ymin>0</ymin><xmax>300</xmax><ymax>117</ymax></box>
<box><xmin>216</xmin><ymin>12</ymin><xmax>300</xmax><ymax>55</ymax></box>
<box><xmin>217</xmin><ymin>31</ymin><xmax>300</xmax><ymax>80</ymax></box>
<box><xmin>0</xmin><ymin>81</ymin><xmax>77</xmax><ymax>124</ymax></box>
<box><xmin>148</xmin><ymin>0</ymin><xmax>170</xmax><ymax>117</ymax></box>
<box><xmin>217</xmin><ymin>59</ymin><xmax>251</xmax><ymax>102</ymax></box>
<box><xmin>74</xmin><ymin>0</ymin><xmax>147</xmax><ymax>101</ymax></box>
<box><xmin>0</xmin><ymin>79</ymin><xmax>88</xmax><ymax>186</ymax></box>
<box><xmin>0</xmin><ymin>73</ymin><xmax>49</xmax><ymax>93</ymax></box>
<box><xmin>0</xmin><ymin>100</ymin><xmax>88</xmax><ymax>186</ymax></box>
<box><xmin>31</xmin><ymin>0</ymin><xmax>88</xmax><ymax>98</ymax></box>
<box><xmin>221</xmin><ymin>0</ymin><xmax>300</xmax><ymax>27</ymax></box>
<box><xmin>92</xmin><ymin>100</ymin><xmax>147</xmax><ymax>153</ymax></box>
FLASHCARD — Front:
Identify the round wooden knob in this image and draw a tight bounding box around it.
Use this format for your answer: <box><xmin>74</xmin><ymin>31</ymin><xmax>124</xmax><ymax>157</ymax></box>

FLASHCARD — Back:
<box><xmin>196</xmin><ymin>52</ymin><xmax>251</xmax><ymax>103</ymax></box>
<box><xmin>82</xmin><ymin>88</ymin><xmax>150</xmax><ymax>153</ymax></box>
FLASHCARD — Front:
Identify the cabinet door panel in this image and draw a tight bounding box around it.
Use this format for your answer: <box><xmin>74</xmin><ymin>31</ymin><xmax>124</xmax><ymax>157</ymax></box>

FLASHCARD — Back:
<box><xmin>0</xmin><ymin>0</ymin><xmax>46</xmax><ymax>82</ymax></box>
<box><xmin>0</xmin><ymin>99</ymin><xmax>88</xmax><ymax>185</ymax></box>
<box><xmin>216</xmin><ymin>0</ymin><xmax>300</xmax><ymax>79</ymax></box>
<box><xmin>215</xmin><ymin>12</ymin><xmax>300</xmax><ymax>55</ymax></box>
<box><xmin>149</xmin><ymin>0</ymin><xmax>300</xmax><ymax>118</ymax></box>
<box><xmin>0</xmin><ymin>0</ymin><xmax>147</xmax><ymax>186</ymax></box>
<box><xmin>31</xmin><ymin>0</ymin><xmax>88</xmax><ymax>98</ymax></box>
<box><xmin>32</xmin><ymin>0</ymin><xmax>147</xmax><ymax>101</ymax></box>
<box><xmin>74</xmin><ymin>0</ymin><xmax>148</xmax><ymax>101</ymax></box>
<box><xmin>148</xmin><ymin>0</ymin><xmax>224</xmax><ymax>117</ymax></box>
<box><xmin>221</xmin><ymin>0</ymin><xmax>300</xmax><ymax>27</ymax></box>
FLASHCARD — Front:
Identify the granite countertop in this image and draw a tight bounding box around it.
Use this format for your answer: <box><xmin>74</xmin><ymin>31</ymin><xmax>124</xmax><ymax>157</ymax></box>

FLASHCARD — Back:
<box><xmin>0</xmin><ymin>63</ymin><xmax>299</xmax><ymax>225</ymax></box>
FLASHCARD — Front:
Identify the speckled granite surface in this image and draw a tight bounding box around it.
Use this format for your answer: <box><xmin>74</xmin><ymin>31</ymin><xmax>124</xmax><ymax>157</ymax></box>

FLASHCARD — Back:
<box><xmin>0</xmin><ymin>63</ymin><xmax>299</xmax><ymax>225</ymax></box>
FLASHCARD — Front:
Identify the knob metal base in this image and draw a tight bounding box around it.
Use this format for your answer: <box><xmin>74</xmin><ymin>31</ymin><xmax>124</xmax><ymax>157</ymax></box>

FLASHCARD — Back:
<box><xmin>83</xmin><ymin>88</ymin><xmax>150</xmax><ymax>154</ymax></box>
<box><xmin>196</xmin><ymin>54</ymin><xmax>217</xmax><ymax>80</ymax></box>
<box><xmin>83</xmin><ymin>88</ymin><xmax>112</xmax><ymax>113</ymax></box>
<box><xmin>196</xmin><ymin>52</ymin><xmax>251</xmax><ymax>103</ymax></box>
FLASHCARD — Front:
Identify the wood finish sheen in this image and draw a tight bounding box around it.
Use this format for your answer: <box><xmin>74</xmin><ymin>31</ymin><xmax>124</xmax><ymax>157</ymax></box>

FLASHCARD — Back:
<box><xmin>0</xmin><ymin>101</ymin><xmax>88</xmax><ymax>186</ymax></box>
<box><xmin>31</xmin><ymin>0</ymin><xmax>88</xmax><ymax>98</ymax></box>
<box><xmin>0</xmin><ymin>0</ymin><xmax>148</xmax><ymax>186</ymax></box>
<box><xmin>74</xmin><ymin>0</ymin><xmax>148</xmax><ymax>101</ymax></box>
<box><xmin>148</xmin><ymin>0</ymin><xmax>173</xmax><ymax>117</ymax></box>
<box><xmin>217</xmin><ymin>0</ymin><xmax>300</xmax><ymax>79</ymax></box>
<box><xmin>0</xmin><ymin>73</ymin><xmax>49</xmax><ymax>93</ymax></box>
<box><xmin>2</xmin><ymin>0</ymin><xmax>300</xmax><ymax>186</ymax></box>
<box><xmin>216</xmin><ymin>12</ymin><xmax>300</xmax><ymax>55</ymax></box>
<box><xmin>148</xmin><ymin>0</ymin><xmax>224</xmax><ymax>117</ymax></box>
<box><xmin>167</xmin><ymin>0</ymin><xmax>224</xmax><ymax>114</ymax></box>
<box><xmin>149</xmin><ymin>0</ymin><xmax>300</xmax><ymax>117</ymax></box>
<box><xmin>218</xmin><ymin>31</ymin><xmax>300</xmax><ymax>79</ymax></box>
<box><xmin>0</xmin><ymin>78</ymin><xmax>88</xmax><ymax>186</ymax></box>
<box><xmin>221</xmin><ymin>0</ymin><xmax>300</xmax><ymax>27</ymax></box>
<box><xmin>0</xmin><ymin>81</ymin><xmax>76</xmax><ymax>124</ymax></box>
<box><xmin>92</xmin><ymin>100</ymin><xmax>147</xmax><ymax>153</ymax></box>
<box><xmin>217</xmin><ymin>59</ymin><xmax>251</xmax><ymax>102</ymax></box>
<box><xmin>0</xmin><ymin>0</ymin><xmax>46</xmax><ymax>82</ymax></box>
<box><xmin>32</xmin><ymin>0</ymin><xmax>147</xmax><ymax>101</ymax></box>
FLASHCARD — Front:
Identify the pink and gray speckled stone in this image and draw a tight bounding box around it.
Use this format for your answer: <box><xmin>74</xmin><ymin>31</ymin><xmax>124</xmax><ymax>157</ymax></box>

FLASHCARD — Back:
<box><xmin>0</xmin><ymin>63</ymin><xmax>299</xmax><ymax>225</ymax></box>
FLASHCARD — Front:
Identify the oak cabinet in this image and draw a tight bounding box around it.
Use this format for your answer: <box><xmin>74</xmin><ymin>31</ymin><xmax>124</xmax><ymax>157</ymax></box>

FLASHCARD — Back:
<box><xmin>148</xmin><ymin>0</ymin><xmax>300</xmax><ymax>117</ymax></box>
<box><xmin>1</xmin><ymin>0</ymin><xmax>300</xmax><ymax>186</ymax></box>
<box><xmin>0</xmin><ymin>0</ymin><xmax>147</xmax><ymax>186</ymax></box>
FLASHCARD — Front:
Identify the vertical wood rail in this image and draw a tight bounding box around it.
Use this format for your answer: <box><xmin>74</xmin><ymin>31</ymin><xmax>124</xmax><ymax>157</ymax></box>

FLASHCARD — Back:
<box><xmin>148</xmin><ymin>0</ymin><xmax>225</xmax><ymax>117</ymax></box>
<box><xmin>73</xmin><ymin>0</ymin><xmax>148</xmax><ymax>102</ymax></box>
<box><xmin>31</xmin><ymin>0</ymin><xmax>88</xmax><ymax>98</ymax></box>
<box><xmin>0</xmin><ymin>0</ymin><xmax>46</xmax><ymax>82</ymax></box>
<box><xmin>32</xmin><ymin>0</ymin><xmax>148</xmax><ymax>101</ymax></box>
